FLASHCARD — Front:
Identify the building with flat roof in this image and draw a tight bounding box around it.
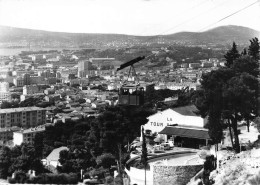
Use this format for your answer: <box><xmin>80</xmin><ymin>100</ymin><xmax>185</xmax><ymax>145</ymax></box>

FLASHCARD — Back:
<box><xmin>13</xmin><ymin>77</ymin><xmax>24</xmax><ymax>87</ymax></box>
<box><xmin>0</xmin><ymin>126</ymin><xmax>20</xmax><ymax>145</ymax></box>
<box><xmin>0</xmin><ymin>82</ymin><xmax>11</xmax><ymax>104</ymax></box>
<box><xmin>23</xmin><ymin>85</ymin><xmax>43</xmax><ymax>95</ymax></box>
<box><xmin>89</xmin><ymin>57</ymin><xmax>115</xmax><ymax>67</ymax></box>
<box><xmin>143</xmin><ymin>105</ymin><xmax>210</xmax><ymax>149</ymax></box>
<box><xmin>0</xmin><ymin>82</ymin><xmax>9</xmax><ymax>92</ymax></box>
<box><xmin>0</xmin><ymin>107</ymin><xmax>46</xmax><ymax>128</ymax></box>
<box><xmin>13</xmin><ymin>125</ymin><xmax>45</xmax><ymax>145</ymax></box>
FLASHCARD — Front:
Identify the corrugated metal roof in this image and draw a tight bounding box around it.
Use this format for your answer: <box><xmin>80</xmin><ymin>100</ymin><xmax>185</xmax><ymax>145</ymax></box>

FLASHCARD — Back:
<box><xmin>159</xmin><ymin>126</ymin><xmax>211</xmax><ymax>140</ymax></box>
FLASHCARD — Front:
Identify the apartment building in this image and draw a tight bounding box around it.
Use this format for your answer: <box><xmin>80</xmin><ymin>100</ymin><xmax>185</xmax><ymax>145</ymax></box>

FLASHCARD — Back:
<box><xmin>13</xmin><ymin>77</ymin><xmax>24</xmax><ymax>87</ymax></box>
<box><xmin>188</xmin><ymin>63</ymin><xmax>201</xmax><ymax>69</ymax></box>
<box><xmin>23</xmin><ymin>85</ymin><xmax>43</xmax><ymax>95</ymax></box>
<box><xmin>0</xmin><ymin>107</ymin><xmax>46</xmax><ymax>128</ymax></box>
<box><xmin>13</xmin><ymin>125</ymin><xmax>45</xmax><ymax>145</ymax></box>
<box><xmin>0</xmin><ymin>126</ymin><xmax>20</xmax><ymax>145</ymax></box>
<box><xmin>0</xmin><ymin>82</ymin><xmax>11</xmax><ymax>104</ymax></box>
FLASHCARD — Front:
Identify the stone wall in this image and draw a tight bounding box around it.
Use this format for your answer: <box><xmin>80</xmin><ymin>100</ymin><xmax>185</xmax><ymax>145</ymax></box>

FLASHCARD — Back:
<box><xmin>153</xmin><ymin>165</ymin><xmax>203</xmax><ymax>185</ymax></box>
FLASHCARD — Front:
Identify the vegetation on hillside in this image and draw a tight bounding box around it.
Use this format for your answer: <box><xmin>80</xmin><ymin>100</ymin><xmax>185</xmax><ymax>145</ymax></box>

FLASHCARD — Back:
<box><xmin>194</xmin><ymin>37</ymin><xmax>259</xmax><ymax>153</ymax></box>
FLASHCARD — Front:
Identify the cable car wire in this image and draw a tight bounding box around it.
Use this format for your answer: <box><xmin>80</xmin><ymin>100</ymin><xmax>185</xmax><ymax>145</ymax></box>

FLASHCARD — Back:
<box><xmin>198</xmin><ymin>0</ymin><xmax>260</xmax><ymax>32</ymax></box>
<box><xmin>146</xmin><ymin>0</ymin><xmax>260</xmax><ymax>58</ymax></box>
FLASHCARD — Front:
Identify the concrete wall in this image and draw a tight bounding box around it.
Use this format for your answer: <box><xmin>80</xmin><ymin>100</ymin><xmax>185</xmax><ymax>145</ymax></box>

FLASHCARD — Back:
<box><xmin>153</xmin><ymin>165</ymin><xmax>203</xmax><ymax>185</ymax></box>
<box><xmin>125</xmin><ymin>167</ymin><xmax>153</xmax><ymax>185</ymax></box>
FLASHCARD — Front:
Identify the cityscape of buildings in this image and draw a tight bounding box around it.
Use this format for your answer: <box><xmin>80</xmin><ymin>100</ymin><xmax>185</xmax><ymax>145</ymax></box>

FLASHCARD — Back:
<box><xmin>0</xmin><ymin>47</ymin><xmax>226</xmax><ymax>147</ymax></box>
<box><xmin>0</xmin><ymin>42</ymin><xmax>258</xmax><ymax>185</ymax></box>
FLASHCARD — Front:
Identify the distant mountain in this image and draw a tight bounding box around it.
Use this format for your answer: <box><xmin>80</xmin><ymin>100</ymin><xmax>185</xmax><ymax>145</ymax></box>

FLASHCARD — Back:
<box><xmin>164</xmin><ymin>25</ymin><xmax>260</xmax><ymax>45</ymax></box>
<box><xmin>0</xmin><ymin>25</ymin><xmax>259</xmax><ymax>48</ymax></box>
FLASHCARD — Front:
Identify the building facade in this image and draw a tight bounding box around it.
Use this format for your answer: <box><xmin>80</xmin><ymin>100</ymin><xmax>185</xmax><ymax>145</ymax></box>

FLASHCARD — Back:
<box><xmin>0</xmin><ymin>82</ymin><xmax>11</xmax><ymax>104</ymax></box>
<box><xmin>23</xmin><ymin>85</ymin><xmax>43</xmax><ymax>95</ymax></box>
<box><xmin>13</xmin><ymin>77</ymin><xmax>24</xmax><ymax>87</ymax></box>
<box><xmin>0</xmin><ymin>107</ymin><xmax>46</xmax><ymax>128</ymax></box>
<box><xmin>78</xmin><ymin>60</ymin><xmax>91</xmax><ymax>78</ymax></box>
<box><xmin>13</xmin><ymin>125</ymin><xmax>45</xmax><ymax>145</ymax></box>
<box><xmin>0</xmin><ymin>126</ymin><xmax>20</xmax><ymax>145</ymax></box>
<box><xmin>143</xmin><ymin>105</ymin><xmax>210</xmax><ymax>149</ymax></box>
<box><xmin>23</xmin><ymin>73</ymin><xmax>31</xmax><ymax>85</ymax></box>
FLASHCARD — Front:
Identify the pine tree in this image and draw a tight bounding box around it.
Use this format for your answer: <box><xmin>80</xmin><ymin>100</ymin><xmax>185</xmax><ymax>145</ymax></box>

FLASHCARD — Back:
<box><xmin>248</xmin><ymin>37</ymin><xmax>260</xmax><ymax>61</ymax></box>
<box><xmin>241</xmin><ymin>48</ymin><xmax>247</xmax><ymax>56</ymax></box>
<box><xmin>224</xmin><ymin>42</ymin><xmax>240</xmax><ymax>68</ymax></box>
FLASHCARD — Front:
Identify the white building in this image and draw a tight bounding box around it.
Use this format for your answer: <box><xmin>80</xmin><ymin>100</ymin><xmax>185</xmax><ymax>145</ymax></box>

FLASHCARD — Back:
<box><xmin>13</xmin><ymin>77</ymin><xmax>24</xmax><ymax>87</ymax></box>
<box><xmin>23</xmin><ymin>85</ymin><xmax>42</xmax><ymax>95</ymax></box>
<box><xmin>166</xmin><ymin>82</ymin><xmax>198</xmax><ymax>91</ymax></box>
<box><xmin>13</xmin><ymin>125</ymin><xmax>45</xmax><ymax>145</ymax></box>
<box><xmin>0</xmin><ymin>82</ymin><xmax>9</xmax><ymax>92</ymax></box>
<box><xmin>143</xmin><ymin>105</ymin><xmax>210</xmax><ymax>149</ymax></box>
<box><xmin>0</xmin><ymin>82</ymin><xmax>11</xmax><ymax>104</ymax></box>
<box><xmin>44</xmin><ymin>146</ymin><xmax>69</xmax><ymax>167</ymax></box>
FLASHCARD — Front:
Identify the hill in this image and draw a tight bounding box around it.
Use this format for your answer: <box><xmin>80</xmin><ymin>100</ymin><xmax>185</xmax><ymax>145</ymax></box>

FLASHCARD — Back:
<box><xmin>0</xmin><ymin>25</ymin><xmax>259</xmax><ymax>48</ymax></box>
<box><xmin>164</xmin><ymin>25</ymin><xmax>260</xmax><ymax>45</ymax></box>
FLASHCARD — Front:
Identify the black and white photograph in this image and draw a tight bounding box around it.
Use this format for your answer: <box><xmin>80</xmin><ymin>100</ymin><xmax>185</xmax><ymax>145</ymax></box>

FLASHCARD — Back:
<box><xmin>0</xmin><ymin>0</ymin><xmax>260</xmax><ymax>184</ymax></box>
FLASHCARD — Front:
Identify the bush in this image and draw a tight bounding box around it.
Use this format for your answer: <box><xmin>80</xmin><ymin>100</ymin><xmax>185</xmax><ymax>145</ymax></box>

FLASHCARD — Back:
<box><xmin>11</xmin><ymin>171</ymin><xmax>28</xmax><ymax>183</ymax></box>
<box><xmin>132</xmin><ymin>161</ymin><xmax>150</xmax><ymax>170</ymax></box>
<box><xmin>96</xmin><ymin>153</ymin><xmax>116</xmax><ymax>169</ymax></box>
<box><xmin>89</xmin><ymin>168</ymin><xmax>109</xmax><ymax>179</ymax></box>
<box><xmin>7</xmin><ymin>177</ymin><xmax>16</xmax><ymax>184</ymax></box>
<box><xmin>29</xmin><ymin>173</ymin><xmax>79</xmax><ymax>184</ymax></box>
<box><xmin>105</xmin><ymin>176</ymin><xmax>114</xmax><ymax>185</ymax></box>
<box><xmin>248</xmin><ymin>171</ymin><xmax>260</xmax><ymax>185</ymax></box>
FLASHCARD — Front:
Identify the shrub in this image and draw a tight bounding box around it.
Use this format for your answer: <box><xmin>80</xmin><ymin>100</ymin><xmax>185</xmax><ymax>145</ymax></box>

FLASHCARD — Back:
<box><xmin>96</xmin><ymin>153</ymin><xmax>116</xmax><ymax>169</ymax></box>
<box><xmin>132</xmin><ymin>161</ymin><xmax>150</xmax><ymax>170</ymax></box>
<box><xmin>248</xmin><ymin>171</ymin><xmax>260</xmax><ymax>185</ymax></box>
<box><xmin>89</xmin><ymin>168</ymin><xmax>108</xmax><ymax>179</ymax></box>
<box><xmin>7</xmin><ymin>177</ymin><xmax>16</xmax><ymax>184</ymax></box>
<box><xmin>105</xmin><ymin>176</ymin><xmax>114</xmax><ymax>185</ymax></box>
<box><xmin>11</xmin><ymin>171</ymin><xmax>28</xmax><ymax>183</ymax></box>
<box><xmin>29</xmin><ymin>173</ymin><xmax>79</xmax><ymax>184</ymax></box>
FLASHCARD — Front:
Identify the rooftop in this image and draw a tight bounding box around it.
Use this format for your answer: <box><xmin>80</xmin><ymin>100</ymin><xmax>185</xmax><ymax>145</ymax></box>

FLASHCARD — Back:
<box><xmin>14</xmin><ymin>125</ymin><xmax>46</xmax><ymax>134</ymax></box>
<box><xmin>0</xmin><ymin>107</ymin><xmax>46</xmax><ymax>114</ymax></box>
<box><xmin>172</xmin><ymin>105</ymin><xmax>199</xmax><ymax>117</ymax></box>
<box><xmin>159</xmin><ymin>126</ymin><xmax>210</xmax><ymax>140</ymax></box>
<box><xmin>46</xmin><ymin>146</ymin><xmax>69</xmax><ymax>161</ymax></box>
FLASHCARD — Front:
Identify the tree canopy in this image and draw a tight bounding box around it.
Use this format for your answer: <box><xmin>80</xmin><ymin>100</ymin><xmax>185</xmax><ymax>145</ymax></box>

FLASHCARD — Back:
<box><xmin>195</xmin><ymin>38</ymin><xmax>259</xmax><ymax>153</ymax></box>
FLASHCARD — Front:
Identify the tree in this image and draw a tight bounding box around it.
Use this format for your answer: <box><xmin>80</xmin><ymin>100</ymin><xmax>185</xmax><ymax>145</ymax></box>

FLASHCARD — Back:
<box><xmin>0</xmin><ymin>101</ymin><xmax>12</xmax><ymax>109</ymax></box>
<box><xmin>254</xmin><ymin>116</ymin><xmax>260</xmax><ymax>133</ymax></box>
<box><xmin>222</xmin><ymin>74</ymin><xmax>257</xmax><ymax>152</ymax></box>
<box><xmin>232</xmin><ymin>56</ymin><xmax>259</xmax><ymax>77</ymax></box>
<box><xmin>9</xmin><ymin>82</ymin><xmax>15</xmax><ymax>87</ymax></box>
<box><xmin>87</xmin><ymin>106</ymin><xmax>154</xmax><ymax>173</ymax></box>
<box><xmin>197</xmin><ymin>68</ymin><xmax>234</xmax><ymax>145</ymax></box>
<box><xmin>196</xmin><ymin>39</ymin><xmax>259</xmax><ymax>153</ymax></box>
<box><xmin>224</xmin><ymin>42</ymin><xmax>240</xmax><ymax>68</ymax></box>
<box><xmin>96</xmin><ymin>153</ymin><xmax>116</xmax><ymax>169</ymax></box>
<box><xmin>0</xmin><ymin>146</ymin><xmax>11</xmax><ymax>179</ymax></box>
<box><xmin>248</xmin><ymin>37</ymin><xmax>260</xmax><ymax>61</ymax></box>
<box><xmin>34</xmin><ymin>133</ymin><xmax>44</xmax><ymax>158</ymax></box>
<box><xmin>241</xmin><ymin>48</ymin><xmax>247</xmax><ymax>56</ymax></box>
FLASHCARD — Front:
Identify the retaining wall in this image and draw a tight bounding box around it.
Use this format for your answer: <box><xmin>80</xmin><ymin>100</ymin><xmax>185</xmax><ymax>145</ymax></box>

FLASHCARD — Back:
<box><xmin>153</xmin><ymin>165</ymin><xmax>203</xmax><ymax>185</ymax></box>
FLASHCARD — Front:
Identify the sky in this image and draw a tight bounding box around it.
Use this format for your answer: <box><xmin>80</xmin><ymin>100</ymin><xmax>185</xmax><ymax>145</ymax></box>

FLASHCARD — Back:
<box><xmin>0</xmin><ymin>0</ymin><xmax>259</xmax><ymax>36</ymax></box>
